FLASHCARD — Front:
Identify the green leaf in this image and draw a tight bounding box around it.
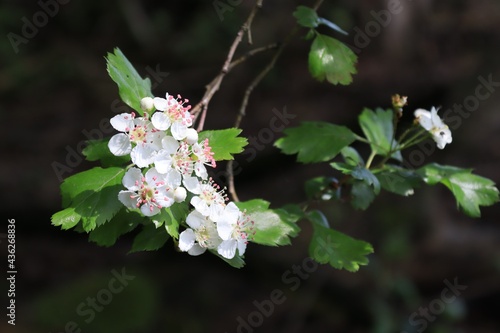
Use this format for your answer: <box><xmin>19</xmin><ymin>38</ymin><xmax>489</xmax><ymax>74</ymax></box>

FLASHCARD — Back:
<box><xmin>293</xmin><ymin>5</ymin><xmax>320</xmax><ymax>28</ymax></box>
<box><xmin>129</xmin><ymin>223</ymin><xmax>170</xmax><ymax>253</ymax></box>
<box><xmin>308</xmin><ymin>212</ymin><xmax>373</xmax><ymax>271</ymax></box>
<box><xmin>89</xmin><ymin>209</ymin><xmax>143</xmax><ymax>247</ymax></box>
<box><xmin>153</xmin><ymin>202</ymin><xmax>189</xmax><ymax>239</ymax></box>
<box><xmin>350</xmin><ymin>180</ymin><xmax>376</xmax><ymax>210</ymax></box>
<box><xmin>418</xmin><ymin>163</ymin><xmax>499</xmax><ymax>217</ymax></box>
<box><xmin>106</xmin><ymin>48</ymin><xmax>153</xmax><ymax>115</ymax></box>
<box><xmin>376</xmin><ymin>166</ymin><xmax>421</xmax><ymax>196</ymax></box>
<box><xmin>358</xmin><ymin>108</ymin><xmax>402</xmax><ymax>160</ymax></box>
<box><xmin>236</xmin><ymin>200</ymin><xmax>301</xmax><ymax>246</ymax></box>
<box><xmin>274</xmin><ymin>121</ymin><xmax>356</xmax><ymax>163</ymax></box>
<box><xmin>198</xmin><ymin>128</ymin><xmax>248</xmax><ymax>161</ymax></box>
<box><xmin>331</xmin><ymin>163</ymin><xmax>380</xmax><ymax>194</ymax></box>
<box><xmin>308</xmin><ymin>33</ymin><xmax>357</xmax><ymax>85</ymax></box>
<box><xmin>83</xmin><ymin>139</ymin><xmax>130</xmax><ymax>167</ymax></box>
<box><xmin>52</xmin><ymin>167</ymin><xmax>126</xmax><ymax>232</ymax></box>
<box><xmin>341</xmin><ymin>146</ymin><xmax>364</xmax><ymax>166</ymax></box>
<box><xmin>210</xmin><ymin>250</ymin><xmax>246</xmax><ymax>268</ymax></box>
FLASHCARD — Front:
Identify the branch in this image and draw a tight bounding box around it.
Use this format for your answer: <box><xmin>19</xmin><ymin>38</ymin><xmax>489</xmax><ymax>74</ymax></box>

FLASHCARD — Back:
<box><xmin>227</xmin><ymin>0</ymin><xmax>325</xmax><ymax>201</ymax></box>
<box><xmin>192</xmin><ymin>0</ymin><xmax>264</xmax><ymax>131</ymax></box>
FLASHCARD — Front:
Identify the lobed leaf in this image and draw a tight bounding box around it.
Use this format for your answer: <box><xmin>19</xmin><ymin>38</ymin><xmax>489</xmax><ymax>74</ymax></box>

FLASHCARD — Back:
<box><xmin>274</xmin><ymin>121</ymin><xmax>356</xmax><ymax>163</ymax></box>
<box><xmin>198</xmin><ymin>128</ymin><xmax>248</xmax><ymax>161</ymax></box>
<box><xmin>307</xmin><ymin>211</ymin><xmax>373</xmax><ymax>272</ymax></box>
<box><xmin>308</xmin><ymin>33</ymin><xmax>357</xmax><ymax>85</ymax></box>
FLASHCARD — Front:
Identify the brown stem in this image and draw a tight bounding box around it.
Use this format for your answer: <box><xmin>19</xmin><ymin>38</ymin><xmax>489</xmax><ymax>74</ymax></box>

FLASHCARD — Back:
<box><xmin>227</xmin><ymin>0</ymin><xmax>325</xmax><ymax>201</ymax></box>
<box><xmin>191</xmin><ymin>0</ymin><xmax>264</xmax><ymax>124</ymax></box>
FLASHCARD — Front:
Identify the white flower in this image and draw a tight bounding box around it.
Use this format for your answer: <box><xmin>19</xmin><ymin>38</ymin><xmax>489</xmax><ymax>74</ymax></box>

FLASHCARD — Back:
<box><xmin>414</xmin><ymin>107</ymin><xmax>452</xmax><ymax>149</ymax></box>
<box><xmin>183</xmin><ymin>177</ymin><xmax>227</xmax><ymax>222</ymax></box>
<box><xmin>151</xmin><ymin>93</ymin><xmax>193</xmax><ymax>140</ymax></box>
<box><xmin>191</xmin><ymin>138</ymin><xmax>216</xmax><ymax>180</ymax></box>
<box><xmin>108</xmin><ymin>113</ymin><xmax>164</xmax><ymax>168</ymax></box>
<box><xmin>118</xmin><ymin>167</ymin><xmax>174</xmax><ymax>216</ymax></box>
<box><xmin>216</xmin><ymin>202</ymin><xmax>254</xmax><ymax>259</ymax></box>
<box><xmin>155</xmin><ymin>139</ymin><xmax>194</xmax><ymax>178</ymax></box>
<box><xmin>178</xmin><ymin>210</ymin><xmax>222</xmax><ymax>256</ymax></box>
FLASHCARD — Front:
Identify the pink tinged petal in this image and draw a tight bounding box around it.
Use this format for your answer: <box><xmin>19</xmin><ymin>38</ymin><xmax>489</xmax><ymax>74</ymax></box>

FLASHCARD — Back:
<box><xmin>179</xmin><ymin>229</ymin><xmax>196</xmax><ymax>251</ymax></box>
<box><xmin>154</xmin><ymin>151</ymin><xmax>173</xmax><ymax>174</ymax></box>
<box><xmin>171</xmin><ymin>122</ymin><xmax>188</xmax><ymax>140</ymax></box>
<box><xmin>151</xmin><ymin>112</ymin><xmax>171</xmax><ymax>131</ymax></box>
<box><xmin>187</xmin><ymin>244</ymin><xmax>206</xmax><ymax>256</ymax></box>
<box><xmin>131</xmin><ymin>145</ymin><xmax>156</xmax><ymax>168</ymax></box>
<box><xmin>153</xmin><ymin>97</ymin><xmax>169</xmax><ymax>111</ymax></box>
<box><xmin>414</xmin><ymin>109</ymin><xmax>432</xmax><ymax>130</ymax></box>
<box><xmin>183</xmin><ymin>177</ymin><xmax>201</xmax><ymax>194</ymax></box>
<box><xmin>122</xmin><ymin>168</ymin><xmax>143</xmax><ymax>190</ymax></box>
<box><xmin>118</xmin><ymin>190</ymin><xmax>138</xmax><ymax>209</ymax></box>
<box><xmin>218</xmin><ymin>240</ymin><xmax>237</xmax><ymax>259</ymax></box>
<box><xmin>110</xmin><ymin>113</ymin><xmax>134</xmax><ymax>132</ymax></box>
<box><xmin>140</xmin><ymin>203</ymin><xmax>160</xmax><ymax>217</ymax></box>
<box><xmin>161</xmin><ymin>136</ymin><xmax>180</xmax><ymax>153</ymax></box>
<box><xmin>186</xmin><ymin>210</ymin><xmax>206</xmax><ymax>229</ymax></box>
<box><xmin>108</xmin><ymin>133</ymin><xmax>132</xmax><ymax>156</ymax></box>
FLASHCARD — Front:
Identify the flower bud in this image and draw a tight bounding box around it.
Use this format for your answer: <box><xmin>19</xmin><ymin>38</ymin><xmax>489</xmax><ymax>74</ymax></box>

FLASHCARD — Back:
<box><xmin>185</xmin><ymin>128</ymin><xmax>199</xmax><ymax>145</ymax></box>
<box><xmin>140</xmin><ymin>97</ymin><xmax>155</xmax><ymax>112</ymax></box>
<box><xmin>174</xmin><ymin>187</ymin><xmax>187</xmax><ymax>203</ymax></box>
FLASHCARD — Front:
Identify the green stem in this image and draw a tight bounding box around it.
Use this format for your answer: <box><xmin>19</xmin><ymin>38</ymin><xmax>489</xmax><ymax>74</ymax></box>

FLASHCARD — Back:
<box><xmin>365</xmin><ymin>150</ymin><xmax>377</xmax><ymax>169</ymax></box>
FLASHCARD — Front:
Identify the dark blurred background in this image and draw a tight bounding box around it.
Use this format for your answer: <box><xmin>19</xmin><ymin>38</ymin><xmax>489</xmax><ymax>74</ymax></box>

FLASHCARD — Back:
<box><xmin>1</xmin><ymin>1</ymin><xmax>500</xmax><ymax>332</ymax></box>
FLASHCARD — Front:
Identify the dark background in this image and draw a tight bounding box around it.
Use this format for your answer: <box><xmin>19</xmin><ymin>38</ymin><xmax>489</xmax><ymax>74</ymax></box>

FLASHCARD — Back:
<box><xmin>1</xmin><ymin>1</ymin><xmax>500</xmax><ymax>332</ymax></box>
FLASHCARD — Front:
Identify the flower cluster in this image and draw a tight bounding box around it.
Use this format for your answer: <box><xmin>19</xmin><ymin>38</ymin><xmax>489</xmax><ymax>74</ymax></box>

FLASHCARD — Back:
<box><xmin>107</xmin><ymin>93</ymin><xmax>253</xmax><ymax>259</ymax></box>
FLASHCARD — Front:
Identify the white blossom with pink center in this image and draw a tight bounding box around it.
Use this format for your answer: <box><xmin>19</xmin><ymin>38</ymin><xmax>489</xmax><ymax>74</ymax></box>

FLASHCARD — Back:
<box><xmin>118</xmin><ymin>167</ymin><xmax>175</xmax><ymax>216</ymax></box>
<box><xmin>178</xmin><ymin>210</ymin><xmax>222</xmax><ymax>256</ymax></box>
<box><xmin>151</xmin><ymin>93</ymin><xmax>194</xmax><ymax>141</ymax></box>
<box><xmin>183</xmin><ymin>177</ymin><xmax>227</xmax><ymax>222</ymax></box>
<box><xmin>216</xmin><ymin>202</ymin><xmax>255</xmax><ymax>259</ymax></box>
<box><xmin>191</xmin><ymin>138</ymin><xmax>216</xmax><ymax>180</ymax></box>
<box><xmin>108</xmin><ymin>113</ymin><xmax>164</xmax><ymax>168</ymax></box>
<box><xmin>154</xmin><ymin>138</ymin><xmax>194</xmax><ymax>179</ymax></box>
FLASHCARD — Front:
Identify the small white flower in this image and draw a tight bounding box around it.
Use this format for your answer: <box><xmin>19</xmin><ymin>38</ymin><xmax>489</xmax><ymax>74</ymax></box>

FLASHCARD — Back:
<box><xmin>414</xmin><ymin>107</ymin><xmax>452</xmax><ymax>149</ymax></box>
<box><xmin>178</xmin><ymin>210</ymin><xmax>222</xmax><ymax>256</ymax></box>
<box><xmin>216</xmin><ymin>202</ymin><xmax>254</xmax><ymax>259</ymax></box>
<box><xmin>108</xmin><ymin>113</ymin><xmax>164</xmax><ymax>168</ymax></box>
<box><xmin>118</xmin><ymin>167</ymin><xmax>174</xmax><ymax>216</ymax></box>
<box><xmin>183</xmin><ymin>177</ymin><xmax>227</xmax><ymax>222</ymax></box>
<box><xmin>151</xmin><ymin>93</ymin><xmax>193</xmax><ymax>140</ymax></box>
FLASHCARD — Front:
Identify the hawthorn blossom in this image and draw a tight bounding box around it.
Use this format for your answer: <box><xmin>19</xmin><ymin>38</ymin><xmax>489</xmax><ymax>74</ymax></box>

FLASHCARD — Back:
<box><xmin>191</xmin><ymin>138</ymin><xmax>216</xmax><ymax>180</ymax></box>
<box><xmin>108</xmin><ymin>113</ymin><xmax>163</xmax><ymax>167</ymax></box>
<box><xmin>118</xmin><ymin>167</ymin><xmax>174</xmax><ymax>216</ymax></box>
<box><xmin>178</xmin><ymin>210</ymin><xmax>222</xmax><ymax>256</ymax></box>
<box><xmin>216</xmin><ymin>202</ymin><xmax>255</xmax><ymax>259</ymax></box>
<box><xmin>151</xmin><ymin>93</ymin><xmax>193</xmax><ymax>140</ymax></box>
<box><xmin>183</xmin><ymin>177</ymin><xmax>227</xmax><ymax>222</ymax></box>
<box><xmin>155</xmin><ymin>139</ymin><xmax>194</xmax><ymax>177</ymax></box>
<box><xmin>414</xmin><ymin>107</ymin><xmax>452</xmax><ymax>149</ymax></box>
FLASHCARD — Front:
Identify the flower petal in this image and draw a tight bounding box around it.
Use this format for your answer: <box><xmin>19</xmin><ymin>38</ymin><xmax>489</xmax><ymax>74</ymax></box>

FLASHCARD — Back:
<box><xmin>131</xmin><ymin>145</ymin><xmax>156</xmax><ymax>168</ymax></box>
<box><xmin>186</xmin><ymin>210</ymin><xmax>206</xmax><ymax>229</ymax></box>
<box><xmin>118</xmin><ymin>190</ymin><xmax>138</xmax><ymax>209</ymax></box>
<box><xmin>183</xmin><ymin>177</ymin><xmax>201</xmax><ymax>194</ymax></box>
<box><xmin>218</xmin><ymin>239</ymin><xmax>237</xmax><ymax>259</ymax></box>
<box><xmin>154</xmin><ymin>150</ymin><xmax>173</xmax><ymax>174</ymax></box>
<box><xmin>171</xmin><ymin>122</ymin><xmax>188</xmax><ymax>140</ymax></box>
<box><xmin>110</xmin><ymin>113</ymin><xmax>134</xmax><ymax>132</ymax></box>
<box><xmin>108</xmin><ymin>133</ymin><xmax>132</xmax><ymax>156</ymax></box>
<box><xmin>414</xmin><ymin>109</ymin><xmax>432</xmax><ymax>130</ymax></box>
<box><xmin>140</xmin><ymin>203</ymin><xmax>160</xmax><ymax>216</ymax></box>
<box><xmin>122</xmin><ymin>167</ymin><xmax>142</xmax><ymax>190</ymax></box>
<box><xmin>187</xmin><ymin>244</ymin><xmax>206</xmax><ymax>256</ymax></box>
<box><xmin>161</xmin><ymin>136</ymin><xmax>180</xmax><ymax>153</ymax></box>
<box><xmin>153</xmin><ymin>97</ymin><xmax>168</xmax><ymax>111</ymax></box>
<box><xmin>152</xmin><ymin>111</ymin><xmax>171</xmax><ymax>131</ymax></box>
<box><xmin>178</xmin><ymin>229</ymin><xmax>196</xmax><ymax>252</ymax></box>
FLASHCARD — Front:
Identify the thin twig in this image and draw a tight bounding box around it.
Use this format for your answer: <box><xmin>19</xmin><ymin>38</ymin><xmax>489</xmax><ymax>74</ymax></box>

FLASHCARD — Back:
<box><xmin>227</xmin><ymin>0</ymin><xmax>325</xmax><ymax>201</ymax></box>
<box><xmin>191</xmin><ymin>0</ymin><xmax>264</xmax><ymax>124</ymax></box>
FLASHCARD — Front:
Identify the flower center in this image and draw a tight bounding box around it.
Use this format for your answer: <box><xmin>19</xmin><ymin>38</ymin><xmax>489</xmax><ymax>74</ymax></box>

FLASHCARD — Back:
<box><xmin>129</xmin><ymin>125</ymin><xmax>147</xmax><ymax>144</ymax></box>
